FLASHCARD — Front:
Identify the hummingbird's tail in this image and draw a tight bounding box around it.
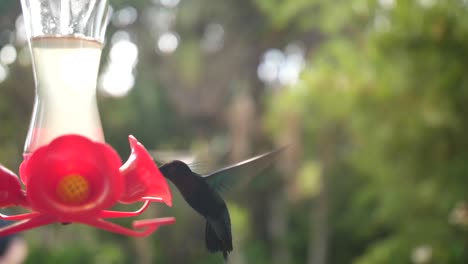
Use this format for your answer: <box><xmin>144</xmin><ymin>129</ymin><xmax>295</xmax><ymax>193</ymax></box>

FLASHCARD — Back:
<box><xmin>205</xmin><ymin>211</ymin><xmax>233</xmax><ymax>260</ymax></box>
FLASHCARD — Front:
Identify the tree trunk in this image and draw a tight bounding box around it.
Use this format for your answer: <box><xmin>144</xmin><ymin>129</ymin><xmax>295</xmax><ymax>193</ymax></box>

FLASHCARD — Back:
<box><xmin>308</xmin><ymin>175</ymin><xmax>329</xmax><ymax>264</ymax></box>
<box><xmin>132</xmin><ymin>207</ymin><xmax>156</xmax><ymax>264</ymax></box>
<box><xmin>308</xmin><ymin>126</ymin><xmax>336</xmax><ymax>264</ymax></box>
<box><xmin>269</xmin><ymin>191</ymin><xmax>290</xmax><ymax>264</ymax></box>
<box><xmin>226</xmin><ymin>87</ymin><xmax>255</xmax><ymax>264</ymax></box>
<box><xmin>271</xmin><ymin>112</ymin><xmax>302</xmax><ymax>264</ymax></box>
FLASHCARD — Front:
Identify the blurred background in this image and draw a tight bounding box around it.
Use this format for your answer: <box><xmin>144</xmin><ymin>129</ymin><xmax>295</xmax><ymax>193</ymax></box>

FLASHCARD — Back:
<box><xmin>1</xmin><ymin>0</ymin><xmax>468</xmax><ymax>263</ymax></box>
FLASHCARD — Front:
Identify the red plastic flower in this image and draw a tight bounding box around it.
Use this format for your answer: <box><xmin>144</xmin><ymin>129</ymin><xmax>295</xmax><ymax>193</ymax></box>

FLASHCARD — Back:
<box><xmin>0</xmin><ymin>135</ymin><xmax>174</xmax><ymax>237</ymax></box>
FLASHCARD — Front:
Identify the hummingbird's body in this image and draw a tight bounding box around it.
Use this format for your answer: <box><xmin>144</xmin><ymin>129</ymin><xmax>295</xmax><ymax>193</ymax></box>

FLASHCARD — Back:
<box><xmin>158</xmin><ymin>149</ymin><xmax>282</xmax><ymax>260</ymax></box>
<box><xmin>159</xmin><ymin>161</ymin><xmax>233</xmax><ymax>259</ymax></box>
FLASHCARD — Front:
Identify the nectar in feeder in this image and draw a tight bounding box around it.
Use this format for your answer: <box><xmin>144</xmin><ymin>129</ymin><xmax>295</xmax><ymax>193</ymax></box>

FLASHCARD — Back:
<box><xmin>25</xmin><ymin>36</ymin><xmax>105</xmax><ymax>153</ymax></box>
<box><xmin>21</xmin><ymin>0</ymin><xmax>111</xmax><ymax>154</ymax></box>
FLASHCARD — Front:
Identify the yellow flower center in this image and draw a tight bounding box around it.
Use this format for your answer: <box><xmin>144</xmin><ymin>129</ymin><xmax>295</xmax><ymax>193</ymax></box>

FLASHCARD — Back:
<box><xmin>56</xmin><ymin>174</ymin><xmax>90</xmax><ymax>204</ymax></box>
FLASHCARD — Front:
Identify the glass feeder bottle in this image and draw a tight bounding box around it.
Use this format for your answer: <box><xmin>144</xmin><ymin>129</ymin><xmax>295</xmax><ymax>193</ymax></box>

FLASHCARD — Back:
<box><xmin>20</xmin><ymin>0</ymin><xmax>110</xmax><ymax>156</ymax></box>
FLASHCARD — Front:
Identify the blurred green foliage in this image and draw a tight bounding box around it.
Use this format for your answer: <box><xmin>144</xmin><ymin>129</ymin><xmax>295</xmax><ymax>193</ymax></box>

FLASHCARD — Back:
<box><xmin>266</xmin><ymin>0</ymin><xmax>468</xmax><ymax>263</ymax></box>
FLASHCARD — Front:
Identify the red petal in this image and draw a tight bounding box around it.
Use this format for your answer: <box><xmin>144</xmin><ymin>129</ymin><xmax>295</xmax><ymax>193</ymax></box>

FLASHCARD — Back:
<box><xmin>119</xmin><ymin>136</ymin><xmax>172</xmax><ymax>206</ymax></box>
<box><xmin>133</xmin><ymin>217</ymin><xmax>176</xmax><ymax>229</ymax></box>
<box><xmin>19</xmin><ymin>158</ymin><xmax>30</xmax><ymax>186</ymax></box>
<box><xmin>82</xmin><ymin>217</ymin><xmax>174</xmax><ymax>237</ymax></box>
<box><xmin>23</xmin><ymin>135</ymin><xmax>124</xmax><ymax>219</ymax></box>
<box><xmin>0</xmin><ymin>215</ymin><xmax>55</xmax><ymax>237</ymax></box>
<box><xmin>0</xmin><ymin>165</ymin><xmax>27</xmax><ymax>208</ymax></box>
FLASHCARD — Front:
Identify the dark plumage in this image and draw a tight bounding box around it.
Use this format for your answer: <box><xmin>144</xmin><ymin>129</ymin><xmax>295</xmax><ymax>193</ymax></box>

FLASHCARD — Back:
<box><xmin>160</xmin><ymin>160</ymin><xmax>233</xmax><ymax>259</ymax></box>
<box><xmin>159</xmin><ymin>149</ymin><xmax>282</xmax><ymax>260</ymax></box>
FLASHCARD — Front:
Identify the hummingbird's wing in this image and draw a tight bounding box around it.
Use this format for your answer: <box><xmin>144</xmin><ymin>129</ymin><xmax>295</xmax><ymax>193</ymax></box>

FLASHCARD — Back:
<box><xmin>203</xmin><ymin>148</ymin><xmax>284</xmax><ymax>193</ymax></box>
<box><xmin>151</xmin><ymin>150</ymin><xmax>219</xmax><ymax>175</ymax></box>
<box><xmin>151</xmin><ymin>150</ymin><xmax>196</xmax><ymax>166</ymax></box>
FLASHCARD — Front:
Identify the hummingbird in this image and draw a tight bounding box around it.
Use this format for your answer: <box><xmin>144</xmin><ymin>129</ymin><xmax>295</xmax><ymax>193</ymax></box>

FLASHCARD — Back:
<box><xmin>158</xmin><ymin>149</ymin><xmax>282</xmax><ymax>260</ymax></box>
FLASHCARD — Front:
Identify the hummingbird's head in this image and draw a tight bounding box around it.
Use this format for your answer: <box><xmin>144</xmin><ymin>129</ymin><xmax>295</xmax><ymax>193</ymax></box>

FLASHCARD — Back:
<box><xmin>159</xmin><ymin>160</ymin><xmax>193</xmax><ymax>181</ymax></box>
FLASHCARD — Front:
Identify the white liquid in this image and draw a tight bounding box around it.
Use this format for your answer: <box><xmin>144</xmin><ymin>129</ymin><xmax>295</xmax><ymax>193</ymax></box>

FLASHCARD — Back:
<box><xmin>24</xmin><ymin>36</ymin><xmax>104</xmax><ymax>154</ymax></box>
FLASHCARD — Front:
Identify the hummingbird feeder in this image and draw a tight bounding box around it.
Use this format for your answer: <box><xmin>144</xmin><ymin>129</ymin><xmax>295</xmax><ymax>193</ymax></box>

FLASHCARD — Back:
<box><xmin>0</xmin><ymin>0</ymin><xmax>175</xmax><ymax>237</ymax></box>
